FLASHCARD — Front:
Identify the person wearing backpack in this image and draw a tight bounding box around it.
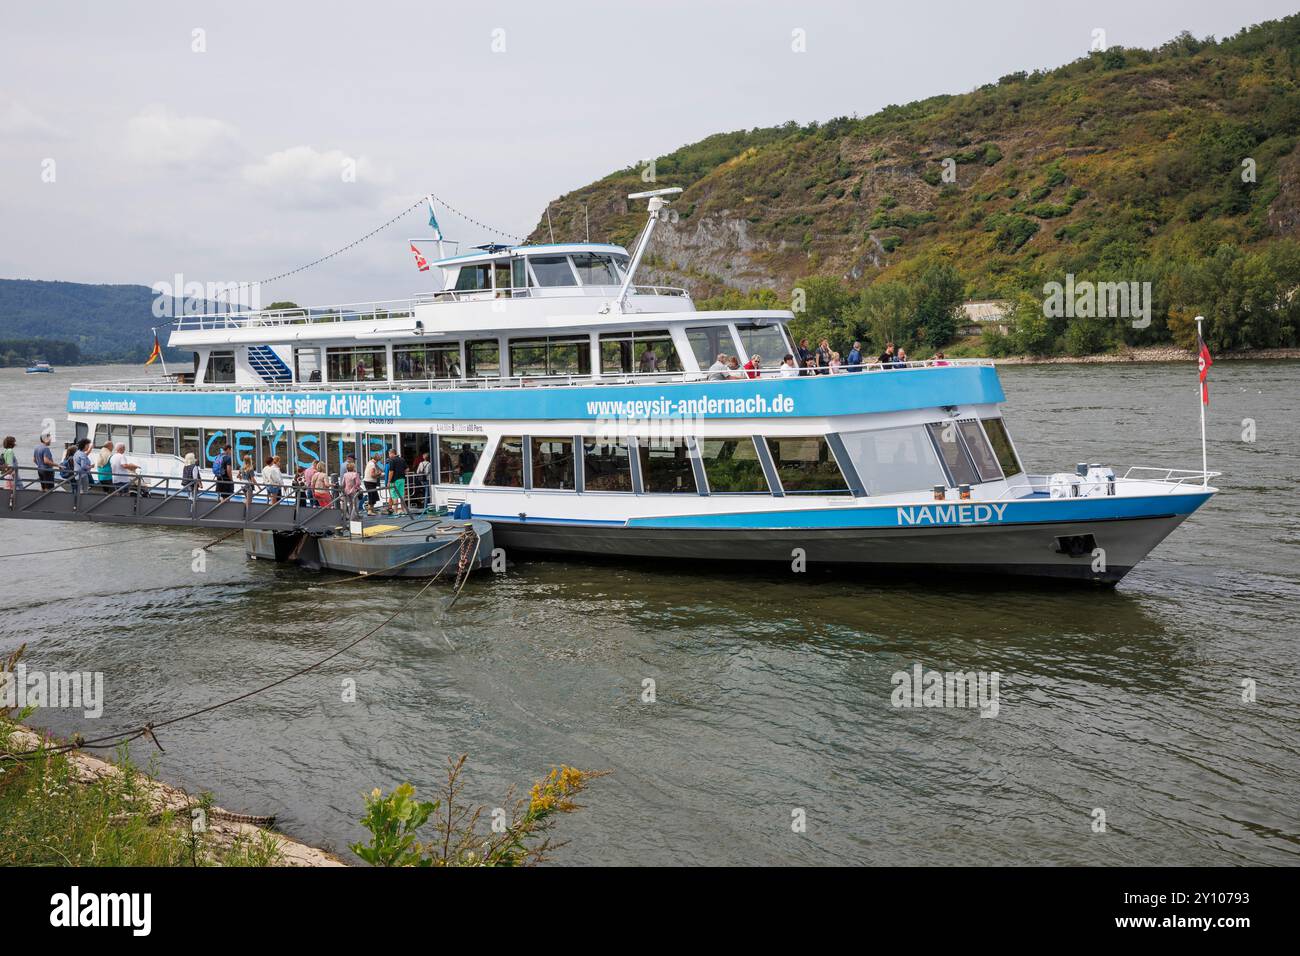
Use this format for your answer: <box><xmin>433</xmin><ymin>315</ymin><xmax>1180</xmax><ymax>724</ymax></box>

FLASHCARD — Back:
<box><xmin>211</xmin><ymin>444</ymin><xmax>234</xmax><ymax>500</ymax></box>
<box><xmin>181</xmin><ymin>453</ymin><xmax>202</xmax><ymax>495</ymax></box>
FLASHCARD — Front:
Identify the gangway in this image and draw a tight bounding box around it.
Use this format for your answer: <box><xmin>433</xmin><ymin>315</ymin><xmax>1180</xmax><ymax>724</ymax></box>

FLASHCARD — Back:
<box><xmin>0</xmin><ymin>466</ymin><xmax>350</xmax><ymax>534</ymax></box>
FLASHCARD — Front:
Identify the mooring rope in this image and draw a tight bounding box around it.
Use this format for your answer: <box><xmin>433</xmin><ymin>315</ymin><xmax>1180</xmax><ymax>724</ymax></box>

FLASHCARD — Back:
<box><xmin>1</xmin><ymin>526</ymin><xmax>480</xmax><ymax>764</ymax></box>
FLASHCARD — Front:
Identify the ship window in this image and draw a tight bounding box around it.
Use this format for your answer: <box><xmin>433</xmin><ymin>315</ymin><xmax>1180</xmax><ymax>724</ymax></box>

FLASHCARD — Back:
<box><xmin>204</xmin><ymin>350</ymin><xmax>235</xmax><ymax>384</ymax></box>
<box><xmin>233</xmin><ymin>430</ymin><xmax>257</xmax><ymax>471</ymax></box>
<box><xmin>637</xmin><ymin>439</ymin><xmax>697</xmax><ymax>494</ymax></box>
<box><xmin>295</xmin><ymin>432</ymin><xmax>324</xmax><ymax>471</ymax></box>
<box><xmin>610</xmin><ymin>254</ymin><xmax>630</xmax><ymax>276</ymax></box>
<box><xmin>571</xmin><ymin>253</ymin><xmax>620</xmax><ymax>287</ymax></box>
<box><xmin>152</xmin><ymin>428</ymin><xmax>177</xmax><ymax>457</ymax></box>
<box><xmin>437</xmin><ymin>435</ymin><xmax>486</xmax><ymax>484</ymax></box>
<box><xmin>764</xmin><ymin>436</ymin><xmax>851</xmax><ymax>495</ymax></box>
<box><xmin>259</xmin><ymin>427</ymin><xmax>288</xmax><ymax>472</ymax></box>
<box><xmin>484</xmin><ymin>436</ymin><xmax>524</xmax><ymax>487</ymax></box>
<box><xmin>599</xmin><ymin>329</ymin><xmax>683</xmax><ymax>375</ymax></box>
<box><xmin>453</xmin><ymin>262</ymin><xmax>492</xmax><ymax>291</ymax></box>
<box><xmin>325</xmin><ymin>433</ymin><xmax>359</xmax><ymax>475</ymax></box>
<box><xmin>958</xmin><ymin>420</ymin><xmax>1004</xmax><ymax>481</ymax></box>
<box><xmin>530</xmin><ymin>437</ymin><xmax>576</xmax><ymax>490</ymax></box>
<box><xmin>201</xmin><ymin>428</ymin><xmax>226</xmax><ymax>465</ymax></box>
<box><xmin>698</xmin><ymin>438</ymin><xmax>769</xmax><ymax>494</ymax></box>
<box><xmin>93</xmin><ymin>424</ymin><xmax>109</xmax><ymax>446</ymax></box>
<box><xmin>685</xmin><ymin>325</ymin><xmax>736</xmax><ymax>370</ymax></box>
<box><xmin>926</xmin><ymin>422</ymin><xmax>979</xmax><ymax>486</ymax></box>
<box><xmin>528</xmin><ymin>256</ymin><xmax>577</xmax><ymax>287</ymax></box>
<box><xmin>466</xmin><ymin>339</ymin><xmax>500</xmax><ymax>378</ymax></box>
<box><xmin>582</xmin><ymin>438</ymin><xmax>632</xmax><ymax>492</ymax></box>
<box><xmin>180</xmin><ymin>429</ymin><xmax>201</xmax><ymax>462</ymax></box>
<box><xmin>110</xmin><ymin>424</ymin><xmax>128</xmax><ymax>449</ymax></box>
<box><xmin>130</xmin><ymin>426</ymin><xmax>150</xmax><ymax>453</ymax></box>
<box><xmin>511</xmin><ymin>258</ymin><xmax>529</xmax><ymax>291</ymax></box>
<box><xmin>394</xmin><ymin>343</ymin><xmax>461</xmax><ymax>381</ymax></box>
<box><xmin>734</xmin><ymin>323</ymin><xmax>790</xmax><ymax>368</ymax></box>
<box><xmin>980</xmin><ymin>417</ymin><xmax>1023</xmax><ymax>478</ymax></box>
<box><xmin>508</xmin><ymin>335</ymin><xmax>591</xmax><ymax>377</ymax></box>
<box><xmin>294</xmin><ymin>347</ymin><xmax>321</xmax><ymax>383</ymax></box>
<box><xmin>326</xmin><ymin>345</ymin><xmax>387</xmax><ymax>382</ymax></box>
<box><xmin>838</xmin><ymin>426</ymin><xmax>946</xmax><ymax>496</ymax></box>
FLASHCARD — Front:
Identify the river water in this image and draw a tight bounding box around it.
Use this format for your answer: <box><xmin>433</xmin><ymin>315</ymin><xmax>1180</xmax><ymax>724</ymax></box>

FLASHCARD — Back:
<box><xmin>2</xmin><ymin>361</ymin><xmax>1297</xmax><ymax>865</ymax></box>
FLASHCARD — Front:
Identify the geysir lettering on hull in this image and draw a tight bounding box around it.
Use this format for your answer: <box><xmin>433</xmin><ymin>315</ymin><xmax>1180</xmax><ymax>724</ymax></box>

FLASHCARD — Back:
<box><xmin>896</xmin><ymin>503</ymin><xmax>1009</xmax><ymax>526</ymax></box>
<box><xmin>233</xmin><ymin>393</ymin><xmax>405</xmax><ymax>419</ymax></box>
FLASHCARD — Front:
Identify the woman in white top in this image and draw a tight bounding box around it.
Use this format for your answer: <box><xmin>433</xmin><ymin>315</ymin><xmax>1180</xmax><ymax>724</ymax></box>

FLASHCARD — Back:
<box><xmin>260</xmin><ymin>455</ymin><xmax>284</xmax><ymax>503</ymax></box>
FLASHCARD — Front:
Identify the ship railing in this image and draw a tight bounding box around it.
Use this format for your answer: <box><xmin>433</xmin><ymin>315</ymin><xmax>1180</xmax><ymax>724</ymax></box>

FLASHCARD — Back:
<box><xmin>71</xmin><ymin>358</ymin><xmax>997</xmax><ymax>394</ymax></box>
<box><xmin>171</xmin><ymin>298</ymin><xmax>421</xmax><ymax>332</ymax></box>
<box><xmin>412</xmin><ymin>284</ymin><xmax>688</xmax><ymax>304</ymax></box>
<box><xmin>0</xmin><ymin>464</ymin><xmax>360</xmax><ymax>529</ymax></box>
<box><xmin>995</xmin><ymin>468</ymin><xmax>1221</xmax><ymax>499</ymax></box>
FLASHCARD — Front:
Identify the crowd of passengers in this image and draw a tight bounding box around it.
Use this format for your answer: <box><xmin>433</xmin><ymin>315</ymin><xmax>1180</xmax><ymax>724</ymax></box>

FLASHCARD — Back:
<box><xmin>1</xmin><ymin>433</ymin><xmax>477</xmax><ymax>520</ymax></box>
<box><xmin>706</xmin><ymin>338</ymin><xmax>948</xmax><ymax>380</ymax></box>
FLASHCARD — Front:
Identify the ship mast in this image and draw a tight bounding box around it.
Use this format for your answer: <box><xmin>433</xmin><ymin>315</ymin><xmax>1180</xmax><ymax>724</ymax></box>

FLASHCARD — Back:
<box><xmin>613</xmin><ymin>187</ymin><xmax>681</xmax><ymax>314</ymax></box>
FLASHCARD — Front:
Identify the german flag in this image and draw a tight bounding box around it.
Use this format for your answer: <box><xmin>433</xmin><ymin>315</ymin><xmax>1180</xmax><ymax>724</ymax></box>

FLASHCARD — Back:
<box><xmin>145</xmin><ymin>332</ymin><xmax>162</xmax><ymax>366</ymax></box>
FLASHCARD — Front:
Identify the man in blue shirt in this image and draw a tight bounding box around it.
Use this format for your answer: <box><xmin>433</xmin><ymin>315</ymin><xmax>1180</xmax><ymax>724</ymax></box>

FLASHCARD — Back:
<box><xmin>32</xmin><ymin>433</ymin><xmax>56</xmax><ymax>490</ymax></box>
<box><xmin>846</xmin><ymin>341</ymin><xmax>863</xmax><ymax>371</ymax></box>
<box><xmin>212</xmin><ymin>444</ymin><xmax>234</xmax><ymax>500</ymax></box>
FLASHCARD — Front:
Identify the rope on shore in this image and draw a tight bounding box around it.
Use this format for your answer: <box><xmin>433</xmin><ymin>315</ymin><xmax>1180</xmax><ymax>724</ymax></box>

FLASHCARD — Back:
<box><xmin>1</xmin><ymin>526</ymin><xmax>481</xmax><ymax>765</ymax></box>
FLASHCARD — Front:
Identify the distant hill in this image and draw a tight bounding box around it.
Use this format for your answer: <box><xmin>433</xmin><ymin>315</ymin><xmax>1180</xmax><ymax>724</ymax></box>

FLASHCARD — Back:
<box><xmin>0</xmin><ymin>279</ymin><xmax>199</xmax><ymax>364</ymax></box>
<box><xmin>531</xmin><ymin>15</ymin><xmax>1300</xmax><ymax>356</ymax></box>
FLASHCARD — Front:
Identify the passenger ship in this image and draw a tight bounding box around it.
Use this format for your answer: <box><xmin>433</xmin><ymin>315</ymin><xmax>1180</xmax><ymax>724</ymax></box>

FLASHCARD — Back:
<box><xmin>65</xmin><ymin>189</ymin><xmax>1216</xmax><ymax>583</ymax></box>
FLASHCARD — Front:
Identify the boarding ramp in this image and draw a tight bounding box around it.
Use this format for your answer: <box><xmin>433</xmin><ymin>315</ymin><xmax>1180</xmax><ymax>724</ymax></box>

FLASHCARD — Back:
<box><xmin>0</xmin><ymin>466</ymin><xmax>349</xmax><ymax>533</ymax></box>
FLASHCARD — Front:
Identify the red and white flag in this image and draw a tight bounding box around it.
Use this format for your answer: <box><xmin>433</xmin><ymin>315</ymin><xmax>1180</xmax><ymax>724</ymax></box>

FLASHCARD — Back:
<box><xmin>1197</xmin><ymin>332</ymin><xmax>1213</xmax><ymax>406</ymax></box>
<box><xmin>410</xmin><ymin>243</ymin><xmax>429</xmax><ymax>272</ymax></box>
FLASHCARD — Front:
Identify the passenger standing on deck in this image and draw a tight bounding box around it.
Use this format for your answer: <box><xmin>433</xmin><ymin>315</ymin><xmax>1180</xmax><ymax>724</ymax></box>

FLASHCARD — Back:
<box><xmin>829</xmin><ymin>351</ymin><xmax>843</xmax><ymax>373</ymax></box>
<box><xmin>182</xmin><ymin>453</ymin><xmax>203</xmax><ymax>494</ymax></box>
<box><xmin>385</xmin><ymin>449</ymin><xmax>408</xmax><ymax>515</ymax></box>
<box><xmin>95</xmin><ymin>441</ymin><xmax>114</xmax><ymax>488</ymax></box>
<box><xmin>847</xmin><ymin>341</ymin><xmax>863</xmax><ymax>371</ymax></box>
<box><xmin>363</xmin><ymin>454</ymin><xmax>381</xmax><ymax>515</ymax></box>
<box><xmin>32</xmin><ymin>433</ymin><xmax>56</xmax><ymax>490</ymax></box>
<box><xmin>212</xmin><ymin>444</ymin><xmax>234</xmax><ymax>500</ymax></box>
<box><xmin>310</xmin><ymin>460</ymin><xmax>331</xmax><ymax>508</ymax></box>
<box><xmin>110</xmin><ymin>443</ymin><xmax>139</xmax><ymax>493</ymax></box>
<box><xmin>414</xmin><ymin>453</ymin><xmax>431</xmax><ymax>509</ymax></box>
<box><xmin>816</xmin><ymin>339</ymin><xmax>833</xmax><ymax>374</ymax></box>
<box><xmin>707</xmin><ymin>354</ymin><xmax>729</xmax><ymax>380</ymax></box>
<box><xmin>797</xmin><ymin>338</ymin><xmax>812</xmax><ymax>368</ymax></box>
<box><xmin>896</xmin><ymin>346</ymin><xmax>909</xmax><ymax>367</ymax></box>
<box><xmin>1</xmin><ymin>436</ymin><xmax>17</xmax><ymax>492</ymax></box>
<box><xmin>341</xmin><ymin>461</ymin><xmax>362</xmax><ymax>517</ymax></box>
<box><xmin>877</xmin><ymin>343</ymin><xmax>896</xmax><ymax>368</ymax></box>
<box><xmin>779</xmin><ymin>354</ymin><xmax>799</xmax><ymax>378</ymax></box>
<box><xmin>260</xmin><ymin>455</ymin><xmax>282</xmax><ymax>503</ymax></box>
<box><xmin>73</xmin><ymin>439</ymin><xmax>94</xmax><ymax>493</ymax></box>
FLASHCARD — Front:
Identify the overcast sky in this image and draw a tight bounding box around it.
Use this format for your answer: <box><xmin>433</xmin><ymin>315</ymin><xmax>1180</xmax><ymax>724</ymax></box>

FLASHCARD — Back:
<box><xmin>1</xmin><ymin>0</ymin><xmax>1295</xmax><ymax>305</ymax></box>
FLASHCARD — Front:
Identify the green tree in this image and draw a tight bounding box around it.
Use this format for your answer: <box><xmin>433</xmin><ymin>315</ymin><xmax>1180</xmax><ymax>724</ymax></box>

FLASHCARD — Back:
<box><xmin>913</xmin><ymin>262</ymin><xmax>965</xmax><ymax>347</ymax></box>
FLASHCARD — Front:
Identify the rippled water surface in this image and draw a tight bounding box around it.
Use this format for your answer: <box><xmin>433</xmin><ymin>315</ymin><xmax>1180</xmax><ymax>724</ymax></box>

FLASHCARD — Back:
<box><xmin>2</xmin><ymin>362</ymin><xmax>1297</xmax><ymax>865</ymax></box>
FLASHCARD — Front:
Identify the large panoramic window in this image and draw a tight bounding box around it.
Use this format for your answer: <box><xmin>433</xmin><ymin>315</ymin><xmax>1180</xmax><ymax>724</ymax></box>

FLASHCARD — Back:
<box><xmin>980</xmin><ymin>417</ymin><xmax>1023</xmax><ymax>478</ymax></box>
<box><xmin>204</xmin><ymin>350</ymin><xmax>235</xmax><ymax>384</ymax></box>
<box><xmin>638</xmin><ymin>439</ymin><xmax>697</xmax><ymax>494</ymax></box>
<box><xmin>764</xmin><ymin>436</ymin><xmax>851</xmax><ymax>495</ymax></box>
<box><xmin>685</xmin><ymin>325</ymin><xmax>736</xmax><ymax>370</ymax></box>
<box><xmin>531</xmin><ymin>437</ymin><xmax>576</xmax><ymax>490</ymax></box>
<box><xmin>734</xmin><ymin>323</ymin><xmax>790</xmax><ymax>367</ymax></box>
<box><xmin>838</xmin><ymin>426</ymin><xmax>946</xmax><ymax>496</ymax></box>
<box><xmin>437</xmin><ymin>435</ymin><xmax>487</xmax><ymax>484</ymax></box>
<box><xmin>394</xmin><ymin>343</ymin><xmax>461</xmax><ymax>381</ymax></box>
<box><xmin>571</xmin><ymin>253</ymin><xmax>620</xmax><ymax>287</ymax></box>
<box><xmin>466</xmin><ymin>339</ymin><xmax>500</xmax><ymax>379</ymax></box>
<box><xmin>528</xmin><ymin>256</ymin><xmax>577</xmax><ymax>287</ymax></box>
<box><xmin>484</xmin><ymin>436</ymin><xmax>525</xmax><ymax>487</ymax></box>
<box><xmin>453</xmin><ymin>263</ymin><xmax>492</xmax><ymax>291</ymax></box>
<box><xmin>958</xmin><ymin>420</ymin><xmax>1004</xmax><ymax>482</ymax></box>
<box><xmin>153</xmin><ymin>428</ymin><xmax>177</xmax><ymax>457</ymax></box>
<box><xmin>926</xmin><ymin>422</ymin><xmax>979</xmax><ymax>486</ymax></box>
<box><xmin>599</xmin><ymin>329</ymin><xmax>683</xmax><ymax>375</ymax></box>
<box><xmin>582</xmin><ymin>438</ymin><xmax>632</xmax><ymax>492</ymax></box>
<box><xmin>698</xmin><ymin>437</ymin><xmax>769</xmax><ymax>494</ymax></box>
<box><xmin>326</xmin><ymin>345</ymin><xmax>387</xmax><ymax>382</ymax></box>
<box><xmin>508</xmin><ymin>335</ymin><xmax>591</xmax><ymax>377</ymax></box>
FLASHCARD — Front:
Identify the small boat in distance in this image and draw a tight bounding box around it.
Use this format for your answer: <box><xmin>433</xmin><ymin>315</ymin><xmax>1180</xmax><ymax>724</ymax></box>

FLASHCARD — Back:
<box><xmin>26</xmin><ymin>361</ymin><xmax>55</xmax><ymax>374</ymax></box>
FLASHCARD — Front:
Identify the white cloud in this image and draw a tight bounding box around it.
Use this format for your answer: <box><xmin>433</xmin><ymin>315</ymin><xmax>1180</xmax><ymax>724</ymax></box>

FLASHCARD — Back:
<box><xmin>122</xmin><ymin>105</ymin><xmax>240</xmax><ymax>166</ymax></box>
<box><xmin>241</xmin><ymin>145</ymin><xmax>393</xmax><ymax>207</ymax></box>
